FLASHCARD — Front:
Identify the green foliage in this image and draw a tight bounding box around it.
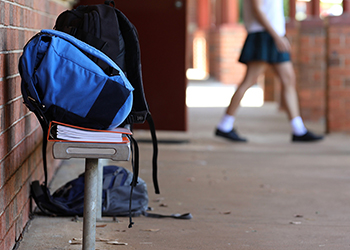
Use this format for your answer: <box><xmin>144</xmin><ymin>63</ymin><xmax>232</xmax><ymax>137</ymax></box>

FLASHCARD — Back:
<box><xmin>284</xmin><ymin>0</ymin><xmax>289</xmax><ymax>17</ymax></box>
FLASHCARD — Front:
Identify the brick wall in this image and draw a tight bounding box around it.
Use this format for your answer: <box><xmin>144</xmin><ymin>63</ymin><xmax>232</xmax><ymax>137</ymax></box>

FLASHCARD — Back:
<box><xmin>0</xmin><ymin>1</ymin><xmax>74</xmax><ymax>249</ymax></box>
<box><xmin>297</xmin><ymin>18</ymin><xmax>326</xmax><ymax>122</ymax></box>
<box><xmin>326</xmin><ymin>14</ymin><xmax>350</xmax><ymax>132</ymax></box>
<box><xmin>264</xmin><ymin>15</ymin><xmax>350</xmax><ymax>132</ymax></box>
<box><xmin>209</xmin><ymin>24</ymin><xmax>247</xmax><ymax>85</ymax></box>
<box><xmin>266</xmin><ymin>19</ymin><xmax>327</xmax><ymax>124</ymax></box>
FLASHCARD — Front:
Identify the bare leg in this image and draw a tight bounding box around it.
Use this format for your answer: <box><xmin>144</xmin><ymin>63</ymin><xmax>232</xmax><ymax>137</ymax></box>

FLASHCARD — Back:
<box><xmin>218</xmin><ymin>60</ymin><xmax>323</xmax><ymax>142</ymax></box>
<box><xmin>226</xmin><ymin>62</ymin><xmax>268</xmax><ymax>116</ymax></box>
<box><xmin>271</xmin><ymin>61</ymin><xmax>299</xmax><ymax>120</ymax></box>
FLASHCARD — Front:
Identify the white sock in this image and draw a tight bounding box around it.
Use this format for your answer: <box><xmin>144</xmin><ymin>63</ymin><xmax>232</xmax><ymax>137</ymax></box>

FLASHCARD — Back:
<box><xmin>290</xmin><ymin>116</ymin><xmax>307</xmax><ymax>136</ymax></box>
<box><xmin>217</xmin><ymin>114</ymin><xmax>235</xmax><ymax>132</ymax></box>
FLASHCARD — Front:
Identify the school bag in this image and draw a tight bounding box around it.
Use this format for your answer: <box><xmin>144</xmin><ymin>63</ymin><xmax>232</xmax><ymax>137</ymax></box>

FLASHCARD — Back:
<box><xmin>31</xmin><ymin>166</ymin><xmax>148</xmax><ymax>217</ymax></box>
<box><xmin>19</xmin><ymin>0</ymin><xmax>160</xmax><ymax>202</ymax></box>
<box><xmin>31</xmin><ymin>165</ymin><xmax>192</xmax><ymax>227</ymax></box>
<box><xmin>54</xmin><ymin>1</ymin><xmax>159</xmax><ymax>143</ymax></box>
<box><xmin>53</xmin><ymin>1</ymin><xmax>158</xmax><ymax>131</ymax></box>
<box><xmin>18</xmin><ymin>28</ymin><xmax>139</xmax><ymax>194</ymax></box>
<box><xmin>19</xmin><ymin>29</ymin><xmax>133</xmax><ymax>130</ymax></box>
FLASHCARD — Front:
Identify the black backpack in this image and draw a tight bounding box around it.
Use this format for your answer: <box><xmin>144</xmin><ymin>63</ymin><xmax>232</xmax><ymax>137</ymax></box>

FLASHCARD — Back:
<box><xmin>54</xmin><ymin>1</ymin><xmax>154</xmax><ymax>128</ymax></box>
<box><xmin>26</xmin><ymin>0</ymin><xmax>159</xmax><ymax>206</ymax></box>
<box><xmin>54</xmin><ymin>1</ymin><xmax>159</xmax><ymax>191</ymax></box>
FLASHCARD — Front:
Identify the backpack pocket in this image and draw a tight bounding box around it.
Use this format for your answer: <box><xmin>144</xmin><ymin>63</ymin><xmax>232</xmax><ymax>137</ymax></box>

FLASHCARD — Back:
<box><xmin>33</xmin><ymin>34</ymin><xmax>133</xmax><ymax>129</ymax></box>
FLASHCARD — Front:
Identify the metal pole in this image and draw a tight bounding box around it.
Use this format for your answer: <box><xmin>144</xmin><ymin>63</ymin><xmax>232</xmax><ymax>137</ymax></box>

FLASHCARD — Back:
<box><xmin>96</xmin><ymin>159</ymin><xmax>109</xmax><ymax>220</ymax></box>
<box><xmin>83</xmin><ymin>158</ymin><xmax>98</xmax><ymax>250</ymax></box>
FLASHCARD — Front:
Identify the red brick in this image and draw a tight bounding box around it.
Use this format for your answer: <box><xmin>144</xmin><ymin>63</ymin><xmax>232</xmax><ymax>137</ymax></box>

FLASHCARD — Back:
<box><xmin>0</xmin><ymin>0</ymin><xmax>74</xmax><ymax>247</ymax></box>
<box><xmin>0</xmin><ymin>119</ymin><xmax>42</xmax><ymax>179</ymax></box>
<box><xmin>1</xmin><ymin>2</ymin><xmax>10</xmax><ymax>26</ymax></box>
<box><xmin>0</xmin><ymin>54</ymin><xmax>5</xmax><ymax>79</ymax></box>
<box><xmin>11</xmin><ymin>4</ymin><xmax>21</xmax><ymax>27</ymax></box>
<box><xmin>329</xmin><ymin>37</ymin><xmax>342</xmax><ymax>46</ymax></box>
<box><xmin>14</xmin><ymin>199</ymin><xmax>31</xmax><ymax>240</ymax></box>
<box><xmin>0</xmin><ymin>211</ymin><xmax>6</xmax><ymax>241</ymax></box>
<box><xmin>6</xmin><ymin>29</ymin><xmax>19</xmax><ymax>51</ymax></box>
<box><xmin>0</xmin><ymin>223</ymin><xmax>16</xmax><ymax>250</ymax></box>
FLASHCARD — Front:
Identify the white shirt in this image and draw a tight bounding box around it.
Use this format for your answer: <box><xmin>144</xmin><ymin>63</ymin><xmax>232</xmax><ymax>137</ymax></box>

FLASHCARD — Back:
<box><xmin>243</xmin><ymin>0</ymin><xmax>286</xmax><ymax>36</ymax></box>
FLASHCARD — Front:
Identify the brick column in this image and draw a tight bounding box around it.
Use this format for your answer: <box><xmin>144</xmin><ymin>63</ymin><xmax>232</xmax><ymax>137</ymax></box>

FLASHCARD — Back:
<box><xmin>311</xmin><ymin>0</ymin><xmax>320</xmax><ymax>16</ymax></box>
<box><xmin>289</xmin><ymin>0</ymin><xmax>296</xmax><ymax>19</ymax></box>
<box><xmin>209</xmin><ymin>24</ymin><xmax>247</xmax><ymax>84</ymax></box>
<box><xmin>208</xmin><ymin>0</ymin><xmax>246</xmax><ymax>85</ymax></box>
<box><xmin>222</xmin><ymin>0</ymin><xmax>239</xmax><ymax>24</ymax></box>
<box><xmin>326</xmin><ymin>14</ymin><xmax>350</xmax><ymax>132</ymax></box>
<box><xmin>343</xmin><ymin>0</ymin><xmax>350</xmax><ymax>13</ymax></box>
<box><xmin>198</xmin><ymin>0</ymin><xmax>210</xmax><ymax>29</ymax></box>
<box><xmin>297</xmin><ymin>18</ymin><xmax>326</xmax><ymax>121</ymax></box>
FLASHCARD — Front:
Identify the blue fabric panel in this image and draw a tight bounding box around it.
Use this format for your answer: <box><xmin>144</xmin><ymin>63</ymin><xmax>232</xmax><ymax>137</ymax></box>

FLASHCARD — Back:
<box><xmin>41</xmin><ymin>29</ymin><xmax>134</xmax><ymax>92</ymax></box>
<box><xmin>109</xmin><ymin>94</ymin><xmax>133</xmax><ymax>129</ymax></box>
<box><xmin>86</xmin><ymin>78</ymin><xmax>131</xmax><ymax>126</ymax></box>
<box><xmin>35</xmin><ymin>37</ymin><xmax>105</xmax><ymax>117</ymax></box>
<box><xmin>19</xmin><ymin>35</ymin><xmax>44</xmax><ymax>111</ymax></box>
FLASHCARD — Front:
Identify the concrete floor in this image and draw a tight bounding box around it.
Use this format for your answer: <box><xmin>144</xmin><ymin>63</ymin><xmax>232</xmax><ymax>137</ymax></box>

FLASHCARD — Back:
<box><xmin>16</xmin><ymin>103</ymin><xmax>350</xmax><ymax>250</ymax></box>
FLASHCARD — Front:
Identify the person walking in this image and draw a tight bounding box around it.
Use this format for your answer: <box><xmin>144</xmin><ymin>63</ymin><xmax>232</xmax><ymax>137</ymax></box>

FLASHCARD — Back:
<box><xmin>215</xmin><ymin>0</ymin><xmax>323</xmax><ymax>142</ymax></box>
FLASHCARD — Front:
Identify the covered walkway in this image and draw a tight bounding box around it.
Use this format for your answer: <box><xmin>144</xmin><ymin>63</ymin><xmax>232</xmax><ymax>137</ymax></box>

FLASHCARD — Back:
<box><xmin>16</xmin><ymin>94</ymin><xmax>350</xmax><ymax>249</ymax></box>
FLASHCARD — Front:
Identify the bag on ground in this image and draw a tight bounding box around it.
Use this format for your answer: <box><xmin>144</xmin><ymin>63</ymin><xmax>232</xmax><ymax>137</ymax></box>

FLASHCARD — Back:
<box><xmin>31</xmin><ymin>165</ymin><xmax>148</xmax><ymax>217</ymax></box>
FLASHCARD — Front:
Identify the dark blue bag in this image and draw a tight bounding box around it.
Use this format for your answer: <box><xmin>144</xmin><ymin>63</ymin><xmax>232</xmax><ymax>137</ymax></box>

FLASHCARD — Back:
<box><xmin>31</xmin><ymin>166</ymin><xmax>148</xmax><ymax>217</ymax></box>
<box><xmin>31</xmin><ymin>165</ymin><xmax>192</xmax><ymax>222</ymax></box>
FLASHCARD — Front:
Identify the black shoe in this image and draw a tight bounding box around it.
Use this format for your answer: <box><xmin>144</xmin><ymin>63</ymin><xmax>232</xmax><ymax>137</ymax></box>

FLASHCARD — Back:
<box><xmin>292</xmin><ymin>131</ymin><xmax>324</xmax><ymax>142</ymax></box>
<box><xmin>215</xmin><ymin>128</ymin><xmax>247</xmax><ymax>142</ymax></box>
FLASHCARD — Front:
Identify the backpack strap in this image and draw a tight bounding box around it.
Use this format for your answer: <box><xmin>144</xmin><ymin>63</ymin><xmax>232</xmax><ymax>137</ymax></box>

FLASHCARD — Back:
<box><xmin>128</xmin><ymin>135</ymin><xmax>139</xmax><ymax>188</ymax></box>
<box><xmin>32</xmin><ymin>106</ymin><xmax>49</xmax><ymax>188</ymax></box>
<box><xmin>22</xmin><ymin>69</ymin><xmax>52</xmax><ymax>198</ymax></box>
<box><xmin>146</xmin><ymin>114</ymin><xmax>160</xmax><ymax>194</ymax></box>
<box><xmin>141</xmin><ymin>211</ymin><xmax>193</xmax><ymax>220</ymax></box>
<box><xmin>126</xmin><ymin>134</ymin><xmax>140</xmax><ymax>228</ymax></box>
<box><xmin>128</xmin><ymin>184</ymin><xmax>135</xmax><ymax>228</ymax></box>
<box><xmin>24</xmin><ymin>86</ymin><xmax>50</xmax><ymax>188</ymax></box>
<box><xmin>114</xmin><ymin>10</ymin><xmax>160</xmax><ymax>194</ymax></box>
<box><xmin>42</xmin><ymin>129</ymin><xmax>48</xmax><ymax>187</ymax></box>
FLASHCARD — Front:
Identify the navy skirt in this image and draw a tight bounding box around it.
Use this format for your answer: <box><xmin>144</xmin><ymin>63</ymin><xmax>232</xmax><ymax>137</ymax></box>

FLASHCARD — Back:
<box><xmin>239</xmin><ymin>31</ymin><xmax>290</xmax><ymax>64</ymax></box>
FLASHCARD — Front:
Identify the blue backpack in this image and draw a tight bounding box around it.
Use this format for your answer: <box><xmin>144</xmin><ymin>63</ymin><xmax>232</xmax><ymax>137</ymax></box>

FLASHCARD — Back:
<box><xmin>19</xmin><ymin>29</ymin><xmax>134</xmax><ymax>130</ymax></box>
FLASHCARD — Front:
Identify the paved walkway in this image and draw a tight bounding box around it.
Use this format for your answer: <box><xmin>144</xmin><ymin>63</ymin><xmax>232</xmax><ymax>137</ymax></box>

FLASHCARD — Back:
<box><xmin>17</xmin><ymin>103</ymin><xmax>350</xmax><ymax>250</ymax></box>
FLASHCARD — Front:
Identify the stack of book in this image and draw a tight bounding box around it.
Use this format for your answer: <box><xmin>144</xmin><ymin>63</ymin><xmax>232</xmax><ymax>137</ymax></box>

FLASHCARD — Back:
<box><xmin>48</xmin><ymin>121</ymin><xmax>132</xmax><ymax>143</ymax></box>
